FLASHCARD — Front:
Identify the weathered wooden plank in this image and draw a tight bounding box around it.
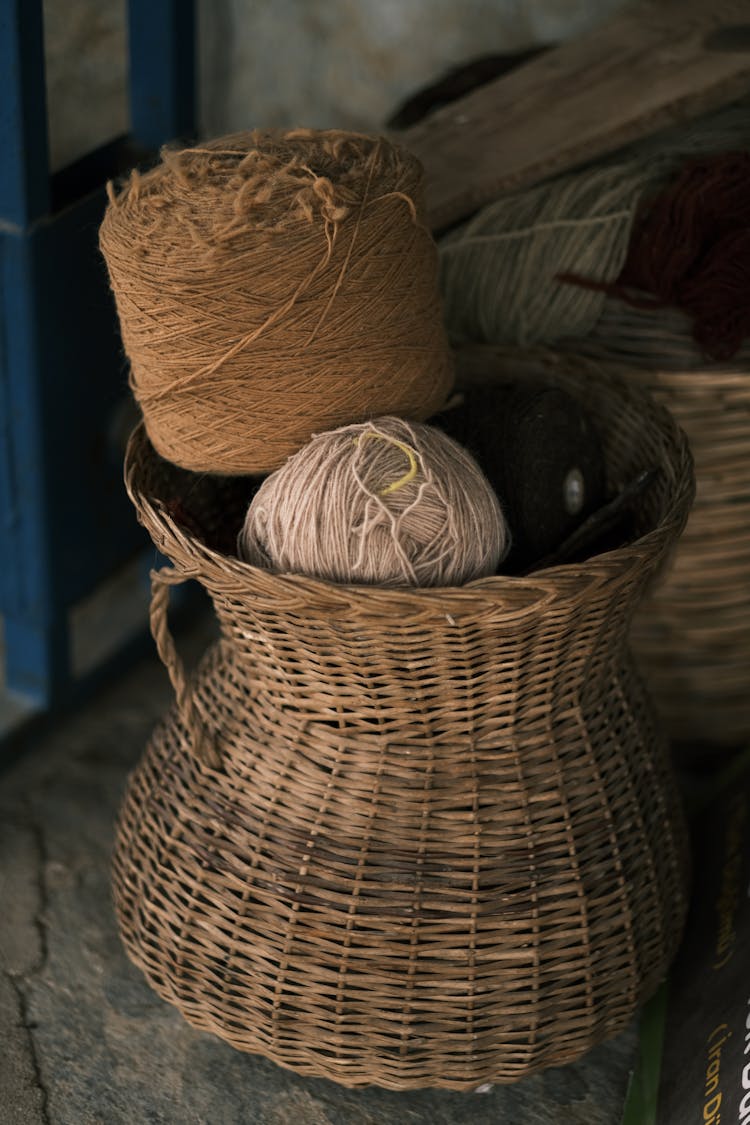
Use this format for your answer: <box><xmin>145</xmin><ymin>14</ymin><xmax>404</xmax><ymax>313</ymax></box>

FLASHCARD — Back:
<box><xmin>398</xmin><ymin>0</ymin><xmax>750</xmax><ymax>230</ymax></box>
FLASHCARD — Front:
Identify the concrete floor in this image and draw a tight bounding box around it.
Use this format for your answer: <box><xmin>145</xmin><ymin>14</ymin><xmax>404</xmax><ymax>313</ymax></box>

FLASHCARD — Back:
<box><xmin>0</xmin><ymin>611</ymin><xmax>639</xmax><ymax>1125</ymax></box>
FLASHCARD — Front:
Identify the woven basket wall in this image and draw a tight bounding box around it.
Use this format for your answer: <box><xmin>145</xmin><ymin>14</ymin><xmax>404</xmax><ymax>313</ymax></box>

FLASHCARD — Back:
<box><xmin>622</xmin><ymin>366</ymin><xmax>749</xmax><ymax>748</ymax></box>
<box><xmin>458</xmin><ymin>343</ymin><xmax>750</xmax><ymax>749</ymax></box>
<box><xmin>112</xmin><ymin>362</ymin><xmax>693</xmax><ymax>1090</ymax></box>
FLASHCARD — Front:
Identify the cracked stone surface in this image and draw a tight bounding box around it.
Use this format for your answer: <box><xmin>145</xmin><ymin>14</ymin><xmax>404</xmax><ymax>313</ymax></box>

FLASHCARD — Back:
<box><xmin>0</xmin><ymin>974</ymin><xmax>48</xmax><ymax>1125</ymax></box>
<box><xmin>1</xmin><ymin>613</ymin><xmax>638</xmax><ymax>1124</ymax></box>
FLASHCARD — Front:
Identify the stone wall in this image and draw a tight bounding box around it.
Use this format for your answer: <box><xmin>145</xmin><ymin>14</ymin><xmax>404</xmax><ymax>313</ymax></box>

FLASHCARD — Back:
<box><xmin>43</xmin><ymin>0</ymin><xmax>628</xmax><ymax>170</ymax></box>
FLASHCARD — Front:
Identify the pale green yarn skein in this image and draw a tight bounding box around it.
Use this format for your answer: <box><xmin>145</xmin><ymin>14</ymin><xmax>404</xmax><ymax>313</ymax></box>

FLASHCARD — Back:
<box><xmin>238</xmin><ymin>416</ymin><xmax>510</xmax><ymax>587</ymax></box>
<box><xmin>439</xmin><ymin>98</ymin><xmax>750</xmax><ymax>350</ymax></box>
<box><xmin>439</xmin><ymin>160</ymin><xmax>655</xmax><ymax>347</ymax></box>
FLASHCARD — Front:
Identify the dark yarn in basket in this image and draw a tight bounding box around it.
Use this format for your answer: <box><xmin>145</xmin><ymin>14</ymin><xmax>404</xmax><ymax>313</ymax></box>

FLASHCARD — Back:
<box><xmin>433</xmin><ymin>380</ymin><xmax>607</xmax><ymax>572</ymax></box>
<box><xmin>112</xmin><ymin>359</ymin><xmax>694</xmax><ymax>1090</ymax></box>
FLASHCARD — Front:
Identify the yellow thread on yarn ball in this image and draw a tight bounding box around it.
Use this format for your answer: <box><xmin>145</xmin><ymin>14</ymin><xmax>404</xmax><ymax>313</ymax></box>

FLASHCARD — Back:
<box><xmin>354</xmin><ymin>431</ymin><xmax>419</xmax><ymax>496</ymax></box>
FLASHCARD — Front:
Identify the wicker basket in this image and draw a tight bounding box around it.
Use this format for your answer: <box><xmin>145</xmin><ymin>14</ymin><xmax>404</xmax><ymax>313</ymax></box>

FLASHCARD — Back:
<box><xmin>459</xmin><ymin>341</ymin><xmax>750</xmax><ymax>749</ymax></box>
<box><xmin>112</xmin><ymin>361</ymin><xmax>693</xmax><ymax>1090</ymax></box>
<box><xmin>624</xmin><ymin>366</ymin><xmax>750</xmax><ymax>748</ymax></box>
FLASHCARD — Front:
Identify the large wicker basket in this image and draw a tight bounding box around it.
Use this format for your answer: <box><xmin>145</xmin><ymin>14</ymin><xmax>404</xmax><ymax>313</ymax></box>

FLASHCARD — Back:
<box><xmin>112</xmin><ymin>362</ymin><xmax>693</xmax><ymax>1090</ymax></box>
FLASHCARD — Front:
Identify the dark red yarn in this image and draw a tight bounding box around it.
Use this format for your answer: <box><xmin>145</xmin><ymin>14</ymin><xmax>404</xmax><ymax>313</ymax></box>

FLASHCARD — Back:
<box><xmin>163</xmin><ymin>498</ymin><xmax>207</xmax><ymax>543</ymax></box>
<box><xmin>558</xmin><ymin>151</ymin><xmax>750</xmax><ymax>361</ymax></box>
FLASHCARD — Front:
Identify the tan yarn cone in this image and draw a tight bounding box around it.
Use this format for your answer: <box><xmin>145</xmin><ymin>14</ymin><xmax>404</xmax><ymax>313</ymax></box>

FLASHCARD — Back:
<box><xmin>100</xmin><ymin>129</ymin><xmax>455</xmax><ymax>474</ymax></box>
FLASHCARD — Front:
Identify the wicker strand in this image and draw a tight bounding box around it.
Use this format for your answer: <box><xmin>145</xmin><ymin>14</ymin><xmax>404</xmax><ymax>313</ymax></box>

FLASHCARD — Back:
<box><xmin>149</xmin><ymin>567</ymin><xmax>220</xmax><ymax>769</ymax></box>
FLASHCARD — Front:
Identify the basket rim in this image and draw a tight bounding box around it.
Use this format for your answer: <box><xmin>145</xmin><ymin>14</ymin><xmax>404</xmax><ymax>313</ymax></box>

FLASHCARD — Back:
<box><xmin>125</xmin><ymin>405</ymin><xmax>693</xmax><ymax>617</ymax></box>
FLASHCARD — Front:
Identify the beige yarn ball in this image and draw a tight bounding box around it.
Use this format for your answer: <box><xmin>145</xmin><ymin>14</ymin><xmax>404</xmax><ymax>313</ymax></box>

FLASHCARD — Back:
<box><xmin>238</xmin><ymin>416</ymin><xmax>510</xmax><ymax>587</ymax></box>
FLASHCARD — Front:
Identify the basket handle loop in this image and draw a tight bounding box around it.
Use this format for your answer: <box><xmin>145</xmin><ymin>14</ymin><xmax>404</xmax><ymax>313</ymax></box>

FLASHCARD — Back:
<box><xmin>149</xmin><ymin>565</ymin><xmax>221</xmax><ymax>770</ymax></box>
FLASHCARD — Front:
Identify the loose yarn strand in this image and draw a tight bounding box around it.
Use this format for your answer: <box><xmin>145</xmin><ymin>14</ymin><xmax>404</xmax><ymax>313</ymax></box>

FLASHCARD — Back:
<box><xmin>439</xmin><ymin>211</ymin><xmax>635</xmax><ymax>254</ymax></box>
<box><xmin>354</xmin><ymin>431</ymin><xmax>420</xmax><ymax>495</ymax></box>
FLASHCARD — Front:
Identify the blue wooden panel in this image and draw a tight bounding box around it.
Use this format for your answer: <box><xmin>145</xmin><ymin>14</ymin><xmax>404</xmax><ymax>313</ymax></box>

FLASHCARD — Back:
<box><xmin>128</xmin><ymin>0</ymin><xmax>196</xmax><ymax>150</ymax></box>
<box><xmin>26</xmin><ymin>191</ymin><xmax>147</xmax><ymax>608</ymax></box>
<box><xmin>1</xmin><ymin>0</ymin><xmax>197</xmax><ymax>716</ymax></box>
<box><xmin>0</xmin><ymin>233</ymin><xmax>54</xmax><ymax>620</ymax></box>
<box><xmin>0</xmin><ymin>0</ymin><xmax>49</xmax><ymax>226</ymax></box>
<box><xmin>0</xmin><ymin>201</ymin><xmax>147</xmax><ymax>702</ymax></box>
<box><xmin>0</xmin><ymin>220</ymin><xmax>69</xmax><ymax>701</ymax></box>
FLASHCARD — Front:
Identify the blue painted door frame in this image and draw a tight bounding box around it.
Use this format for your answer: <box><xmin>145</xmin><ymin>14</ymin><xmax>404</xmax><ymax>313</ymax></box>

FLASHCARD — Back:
<box><xmin>0</xmin><ymin>0</ymin><xmax>196</xmax><ymax>710</ymax></box>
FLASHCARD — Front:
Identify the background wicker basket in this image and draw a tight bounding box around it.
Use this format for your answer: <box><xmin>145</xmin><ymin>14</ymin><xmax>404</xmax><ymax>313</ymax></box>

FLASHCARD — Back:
<box><xmin>112</xmin><ymin>361</ymin><xmax>694</xmax><ymax>1090</ymax></box>
<box><xmin>613</xmin><ymin>365</ymin><xmax>750</xmax><ymax>750</ymax></box>
<box><xmin>458</xmin><ymin>340</ymin><xmax>750</xmax><ymax>749</ymax></box>
<box><xmin>580</xmin><ymin>320</ymin><xmax>750</xmax><ymax>751</ymax></box>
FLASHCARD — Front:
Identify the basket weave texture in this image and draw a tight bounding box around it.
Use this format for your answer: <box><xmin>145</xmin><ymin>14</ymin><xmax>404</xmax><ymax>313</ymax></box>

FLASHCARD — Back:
<box><xmin>112</xmin><ymin>362</ymin><xmax>693</xmax><ymax>1090</ymax></box>
<box><xmin>464</xmin><ymin>340</ymin><xmax>750</xmax><ymax>747</ymax></box>
<box><xmin>590</xmin><ymin>327</ymin><xmax>750</xmax><ymax>747</ymax></box>
<box><xmin>626</xmin><ymin>366</ymin><xmax>750</xmax><ymax>746</ymax></box>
